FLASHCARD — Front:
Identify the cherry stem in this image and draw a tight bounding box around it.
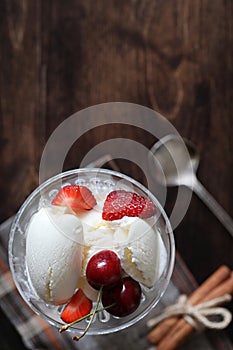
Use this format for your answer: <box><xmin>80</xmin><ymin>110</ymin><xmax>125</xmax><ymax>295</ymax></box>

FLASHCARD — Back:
<box><xmin>72</xmin><ymin>287</ymin><xmax>103</xmax><ymax>341</ymax></box>
<box><xmin>59</xmin><ymin>288</ymin><xmax>116</xmax><ymax>339</ymax></box>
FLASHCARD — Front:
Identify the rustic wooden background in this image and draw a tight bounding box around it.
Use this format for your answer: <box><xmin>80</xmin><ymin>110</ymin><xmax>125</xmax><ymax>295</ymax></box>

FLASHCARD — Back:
<box><xmin>0</xmin><ymin>0</ymin><xmax>232</xmax><ymax>346</ymax></box>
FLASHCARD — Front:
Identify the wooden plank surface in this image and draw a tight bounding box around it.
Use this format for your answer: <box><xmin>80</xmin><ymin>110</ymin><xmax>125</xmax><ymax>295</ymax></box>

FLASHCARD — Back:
<box><xmin>0</xmin><ymin>0</ymin><xmax>232</xmax><ymax>344</ymax></box>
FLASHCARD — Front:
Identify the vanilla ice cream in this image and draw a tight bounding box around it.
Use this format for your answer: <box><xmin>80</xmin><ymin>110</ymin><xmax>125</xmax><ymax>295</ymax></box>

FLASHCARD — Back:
<box><xmin>77</xmin><ymin>210</ymin><xmax>137</xmax><ymax>268</ymax></box>
<box><xmin>115</xmin><ymin>218</ymin><xmax>161</xmax><ymax>287</ymax></box>
<box><xmin>77</xmin><ymin>208</ymin><xmax>163</xmax><ymax>288</ymax></box>
<box><xmin>26</xmin><ymin>190</ymin><xmax>165</xmax><ymax>305</ymax></box>
<box><xmin>77</xmin><ymin>209</ymin><xmax>115</xmax><ymax>275</ymax></box>
<box><xmin>26</xmin><ymin>207</ymin><xmax>84</xmax><ymax>305</ymax></box>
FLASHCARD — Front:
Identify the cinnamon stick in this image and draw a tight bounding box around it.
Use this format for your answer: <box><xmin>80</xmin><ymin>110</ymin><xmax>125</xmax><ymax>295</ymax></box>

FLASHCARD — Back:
<box><xmin>147</xmin><ymin>265</ymin><xmax>231</xmax><ymax>344</ymax></box>
<box><xmin>156</xmin><ymin>271</ymin><xmax>233</xmax><ymax>350</ymax></box>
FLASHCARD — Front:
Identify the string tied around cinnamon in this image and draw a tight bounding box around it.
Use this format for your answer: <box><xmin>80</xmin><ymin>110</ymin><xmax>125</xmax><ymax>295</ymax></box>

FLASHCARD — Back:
<box><xmin>147</xmin><ymin>293</ymin><xmax>232</xmax><ymax>332</ymax></box>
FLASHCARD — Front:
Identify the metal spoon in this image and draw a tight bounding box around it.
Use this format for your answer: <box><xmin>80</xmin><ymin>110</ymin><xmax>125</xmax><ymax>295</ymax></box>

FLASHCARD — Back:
<box><xmin>150</xmin><ymin>134</ymin><xmax>233</xmax><ymax>238</ymax></box>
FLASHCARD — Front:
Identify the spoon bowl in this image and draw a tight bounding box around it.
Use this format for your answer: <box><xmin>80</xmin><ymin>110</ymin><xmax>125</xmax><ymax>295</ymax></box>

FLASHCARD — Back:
<box><xmin>149</xmin><ymin>134</ymin><xmax>233</xmax><ymax>238</ymax></box>
<box><xmin>149</xmin><ymin>135</ymin><xmax>196</xmax><ymax>187</ymax></box>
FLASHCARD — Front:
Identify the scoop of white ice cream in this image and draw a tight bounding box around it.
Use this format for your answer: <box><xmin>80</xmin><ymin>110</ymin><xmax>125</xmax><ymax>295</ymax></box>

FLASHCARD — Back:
<box><xmin>115</xmin><ymin>218</ymin><xmax>161</xmax><ymax>287</ymax></box>
<box><xmin>77</xmin><ymin>207</ymin><xmax>162</xmax><ymax>288</ymax></box>
<box><xmin>26</xmin><ymin>207</ymin><xmax>83</xmax><ymax>305</ymax></box>
<box><xmin>77</xmin><ymin>211</ymin><xmax>138</xmax><ymax>272</ymax></box>
<box><xmin>77</xmin><ymin>210</ymin><xmax>114</xmax><ymax>273</ymax></box>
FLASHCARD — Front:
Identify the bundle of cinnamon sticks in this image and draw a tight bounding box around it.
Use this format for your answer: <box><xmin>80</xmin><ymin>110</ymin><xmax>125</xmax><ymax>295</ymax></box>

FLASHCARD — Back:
<box><xmin>147</xmin><ymin>265</ymin><xmax>233</xmax><ymax>350</ymax></box>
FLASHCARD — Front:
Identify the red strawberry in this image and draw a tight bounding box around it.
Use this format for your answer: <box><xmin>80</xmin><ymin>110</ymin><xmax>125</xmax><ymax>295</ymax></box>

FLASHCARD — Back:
<box><xmin>52</xmin><ymin>185</ymin><xmax>96</xmax><ymax>213</ymax></box>
<box><xmin>61</xmin><ymin>289</ymin><xmax>92</xmax><ymax>323</ymax></box>
<box><xmin>102</xmin><ymin>190</ymin><xmax>156</xmax><ymax>221</ymax></box>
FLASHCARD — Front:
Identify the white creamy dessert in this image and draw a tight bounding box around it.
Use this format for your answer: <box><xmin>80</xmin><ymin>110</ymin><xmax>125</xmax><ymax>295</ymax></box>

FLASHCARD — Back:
<box><xmin>76</xmin><ymin>207</ymin><xmax>163</xmax><ymax>289</ymax></box>
<box><xmin>115</xmin><ymin>218</ymin><xmax>161</xmax><ymax>287</ymax></box>
<box><xmin>26</xmin><ymin>190</ymin><xmax>166</xmax><ymax>305</ymax></box>
<box><xmin>26</xmin><ymin>207</ymin><xmax>84</xmax><ymax>305</ymax></box>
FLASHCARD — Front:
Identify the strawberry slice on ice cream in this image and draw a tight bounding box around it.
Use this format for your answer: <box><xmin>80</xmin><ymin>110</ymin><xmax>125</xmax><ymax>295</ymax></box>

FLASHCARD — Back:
<box><xmin>52</xmin><ymin>185</ymin><xmax>96</xmax><ymax>213</ymax></box>
<box><xmin>102</xmin><ymin>190</ymin><xmax>156</xmax><ymax>221</ymax></box>
<box><xmin>61</xmin><ymin>289</ymin><xmax>92</xmax><ymax>323</ymax></box>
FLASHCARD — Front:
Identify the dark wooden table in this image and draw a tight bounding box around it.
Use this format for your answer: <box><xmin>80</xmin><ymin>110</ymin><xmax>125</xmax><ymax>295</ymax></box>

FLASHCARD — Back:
<box><xmin>0</xmin><ymin>0</ymin><xmax>232</xmax><ymax>348</ymax></box>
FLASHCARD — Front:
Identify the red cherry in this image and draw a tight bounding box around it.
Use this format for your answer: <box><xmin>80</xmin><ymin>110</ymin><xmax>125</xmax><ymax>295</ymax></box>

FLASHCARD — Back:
<box><xmin>102</xmin><ymin>277</ymin><xmax>141</xmax><ymax>317</ymax></box>
<box><xmin>86</xmin><ymin>250</ymin><xmax>122</xmax><ymax>290</ymax></box>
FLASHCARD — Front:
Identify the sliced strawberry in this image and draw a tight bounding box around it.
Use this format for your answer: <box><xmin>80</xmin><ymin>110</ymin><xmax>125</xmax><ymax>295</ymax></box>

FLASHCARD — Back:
<box><xmin>102</xmin><ymin>190</ymin><xmax>156</xmax><ymax>221</ymax></box>
<box><xmin>61</xmin><ymin>289</ymin><xmax>92</xmax><ymax>323</ymax></box>
<box><xmin>52</xmin><ymin>185</ymin><xmax>96</xmax><ymax>213</ymax></box>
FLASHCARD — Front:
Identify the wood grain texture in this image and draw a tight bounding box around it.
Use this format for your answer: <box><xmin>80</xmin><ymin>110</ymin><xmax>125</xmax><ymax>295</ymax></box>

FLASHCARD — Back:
<box><xmin>0</xmin><ymin>0</ymin><xmax>232</xmax><ymax>334</ymax></box>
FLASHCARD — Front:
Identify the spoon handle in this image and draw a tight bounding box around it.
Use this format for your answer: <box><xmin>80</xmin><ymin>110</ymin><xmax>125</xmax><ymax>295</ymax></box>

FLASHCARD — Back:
<box><xmin>192</xmin><ymin>178</ymin><xmax>233</xmax><ymax>238</ymax></box>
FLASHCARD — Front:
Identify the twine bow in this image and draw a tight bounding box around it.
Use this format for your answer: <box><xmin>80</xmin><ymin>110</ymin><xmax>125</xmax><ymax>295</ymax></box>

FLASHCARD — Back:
<box><xmin>147</xmin><ymin>293</ymin><xmax>232</xmax><ymax>331</ymax></box>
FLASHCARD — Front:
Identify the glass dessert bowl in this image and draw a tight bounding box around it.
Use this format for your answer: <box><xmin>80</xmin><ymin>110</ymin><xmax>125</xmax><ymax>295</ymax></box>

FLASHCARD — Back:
<box><xmin>8</xmin><ymin>168</ymin><xmax>175</xmax><ymax>337</ymax></box>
